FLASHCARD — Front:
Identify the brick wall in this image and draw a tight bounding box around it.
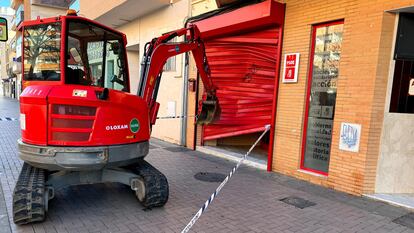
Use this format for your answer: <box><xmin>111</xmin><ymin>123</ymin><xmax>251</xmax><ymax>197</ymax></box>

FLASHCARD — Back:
<box><xmin>273</xmin><ymin>0</ymin><xmax>414</xmax><ymax>195</ymax></box>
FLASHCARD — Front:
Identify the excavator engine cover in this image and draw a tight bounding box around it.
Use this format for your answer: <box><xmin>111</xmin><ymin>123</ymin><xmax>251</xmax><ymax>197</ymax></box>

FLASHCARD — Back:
<box><xmin>196</xmin><ymin>94</ymin><xmax>221</xmax><ymax>125</ymax></box>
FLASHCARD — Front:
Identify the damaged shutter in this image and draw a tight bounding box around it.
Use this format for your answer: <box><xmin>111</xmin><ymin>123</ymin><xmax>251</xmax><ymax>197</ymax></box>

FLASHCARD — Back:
<box><xmin>192</xmin><ymin>0</ymin><xmax>285</xmax><ymax>142</ymax></box>
<box><xmin>202</xmin><ymin>27</ymin><xmax>280</xmax><ymax>140</ymax></box>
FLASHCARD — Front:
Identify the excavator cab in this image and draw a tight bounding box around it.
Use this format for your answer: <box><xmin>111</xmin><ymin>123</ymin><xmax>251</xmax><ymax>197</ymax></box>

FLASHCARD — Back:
<box><xmin>22</xmin><ymin>17</ymin><xmax>129</xmax><ymax>92</ymax></box>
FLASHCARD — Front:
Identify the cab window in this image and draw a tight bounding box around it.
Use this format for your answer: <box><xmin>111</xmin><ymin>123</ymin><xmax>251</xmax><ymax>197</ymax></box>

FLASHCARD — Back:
<box><xmin>66</xmin><ymin>21</ymin><xmax>128</xmax><ymax>92</ymax></box>
<box><xmin>23</xmin><ymin>23</ymin><xmax>61</xmax><ymax>81</ymax></box>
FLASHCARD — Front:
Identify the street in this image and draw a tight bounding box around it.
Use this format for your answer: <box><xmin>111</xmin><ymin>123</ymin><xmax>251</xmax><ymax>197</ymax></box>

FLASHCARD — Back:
<box><xmin>0</xmin><ymin>96</ymin><xmax>413</xmax><ymax>233</ymax></box>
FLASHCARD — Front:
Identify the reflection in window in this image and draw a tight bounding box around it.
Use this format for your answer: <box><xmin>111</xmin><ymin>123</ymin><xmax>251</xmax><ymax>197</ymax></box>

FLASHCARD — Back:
<box><xmin>23</xmin><ymin>23</ymin><xmax>61</xmax><ymax>81</ymax></box>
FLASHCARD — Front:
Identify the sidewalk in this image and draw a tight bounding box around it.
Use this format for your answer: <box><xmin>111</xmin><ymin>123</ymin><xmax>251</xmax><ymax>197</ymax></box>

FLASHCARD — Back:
<box><xmin>0</xmin><ymin>184</ymin><xmax>11</xmax><ymax>233</ymax></box>
<box><xmin>0</xmin><ymin>96</ymin><xmax>413</xmax><ymax>233</ymax></box>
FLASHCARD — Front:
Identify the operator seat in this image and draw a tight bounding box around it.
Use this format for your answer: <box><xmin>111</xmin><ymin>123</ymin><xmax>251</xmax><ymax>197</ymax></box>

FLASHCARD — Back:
<box><xmin>66</xmin><ymin>67</ymin><xmax>85</xmax><ymax>85</ymax></box>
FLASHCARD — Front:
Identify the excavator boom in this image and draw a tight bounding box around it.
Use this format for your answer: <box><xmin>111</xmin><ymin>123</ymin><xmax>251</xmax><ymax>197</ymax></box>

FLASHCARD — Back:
<box><xmin>137</xmin><ymin>24</ymin><xmax>220</xmax><ymax>126</ymax></box>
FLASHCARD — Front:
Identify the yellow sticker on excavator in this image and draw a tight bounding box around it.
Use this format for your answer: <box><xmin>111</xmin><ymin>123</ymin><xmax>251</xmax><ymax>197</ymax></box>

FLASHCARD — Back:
<box><xmin>149</xmin><ymin>76</ymin><xmax>155</xmax><ymax>86</ymax></box>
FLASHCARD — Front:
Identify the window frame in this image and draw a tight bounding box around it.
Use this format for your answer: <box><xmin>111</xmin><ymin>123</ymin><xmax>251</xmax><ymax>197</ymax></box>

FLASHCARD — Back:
<box><xmin>300</xmin><ymin>20</ymin><xmax>345</xmax><ymax>176</ymax></box>
<box><xmin>64</xmin><ymin>18</ymin><xmax>130</xmax><ymax>92</ymax></box>
<box><xmin>163</xmin><ymin>38</ymin><xmax>177</xmax><ymax>72</ymax></box>
<box><xmin>23</xmin><ymin>22</ymin><xmax>62</xmax><ymax>82</ymax></box>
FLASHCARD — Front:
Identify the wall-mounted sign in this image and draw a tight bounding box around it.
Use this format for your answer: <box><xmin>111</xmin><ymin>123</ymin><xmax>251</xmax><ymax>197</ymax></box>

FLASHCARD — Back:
<box><xmin>409</xmin><ymin>78</ymin><xmax>414</xmax><ymax>96</ymax></box>
<box><xmin>0</xmin><ymin>17</ymin><xmax>7</xmax><ymax>42</ymax></box>
<box><xmin>339</xmin><ymin>123</ymin><xmax>361</xmax><ymax>153</ymax></box>
<box><xmin>167</xmin><ymin>101</ymin><xmax>176</xmax><ymax>117</ymax></box>
<box><xmin>282</xmin><ymin>53</ymin><xmax>300</xmax><ymax>83</ymax></box>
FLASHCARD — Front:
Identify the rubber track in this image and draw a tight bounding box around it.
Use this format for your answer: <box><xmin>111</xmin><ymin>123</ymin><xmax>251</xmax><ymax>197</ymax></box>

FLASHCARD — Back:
<box><xmin>130</xmin><ymin>160</ymin><xmax>169</xmax><ymax>208</ymax></box>
<box><xmin>12</xmin><ymin>163</ymin><xmax>46</xmax><ymax>225</ymax></box>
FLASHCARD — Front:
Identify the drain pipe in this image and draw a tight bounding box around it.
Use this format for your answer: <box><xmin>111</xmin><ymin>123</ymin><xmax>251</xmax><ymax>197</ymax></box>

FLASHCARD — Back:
<box><xmin>180</xmin><ymin>2</ymin><xmax>192</xmax><ymax>147</ymax></box>
<box><xmin>180</xmin><ymin>52</ymin><xmax>189</xmax><ymax>146</ymax></box>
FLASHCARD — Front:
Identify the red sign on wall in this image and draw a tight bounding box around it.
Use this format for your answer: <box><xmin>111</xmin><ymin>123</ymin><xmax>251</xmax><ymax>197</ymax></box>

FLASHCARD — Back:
<box><xmin>282</xmin><ymin>53</ymin><xmax>300</xmax><ymax>83</ymax></box>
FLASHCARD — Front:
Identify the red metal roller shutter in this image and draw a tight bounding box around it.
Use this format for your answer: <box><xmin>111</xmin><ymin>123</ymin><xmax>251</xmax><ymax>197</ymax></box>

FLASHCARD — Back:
<box><xmin>203</xmin><ymin>27</ymin><xmax>280</xmax><ymax>141</ymax></box>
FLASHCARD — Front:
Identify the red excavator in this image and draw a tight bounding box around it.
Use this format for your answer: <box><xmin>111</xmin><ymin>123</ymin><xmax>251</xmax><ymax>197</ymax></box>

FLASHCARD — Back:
<box><xmin>14</xmin><ymin>11</ymin><xmax>220</xmax><ymax>224</ymax></box>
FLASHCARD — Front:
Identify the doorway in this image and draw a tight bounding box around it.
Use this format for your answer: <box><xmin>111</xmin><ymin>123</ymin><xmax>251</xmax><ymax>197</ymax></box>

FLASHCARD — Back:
<box><xmin>372</xmin><ymin>12</ymin><xmax>414</xmax><ymax>209</ymax></box>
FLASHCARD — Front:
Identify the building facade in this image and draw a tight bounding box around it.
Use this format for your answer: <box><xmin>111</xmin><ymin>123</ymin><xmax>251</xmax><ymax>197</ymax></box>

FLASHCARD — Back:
<box><xmin>184</xmin><ymin>0</ymin><xmax>414</xmax><ymax>202</ymax></box>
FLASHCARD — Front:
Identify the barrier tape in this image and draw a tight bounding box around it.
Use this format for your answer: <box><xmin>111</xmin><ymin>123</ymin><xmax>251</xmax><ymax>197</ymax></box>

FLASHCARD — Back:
<box><xmin>156</xmin><ymin>115</ymin><xmax>197</xmax><ymax>119</ymax></box>
<box><xmin>0</xmin><ymin>117</ymin><xmax>18</xmax><ymax>121</ymax></box>
<box><xmin>181</xmin><ymin>124</ymin><xmax>271</xmax><ymax>233</ymax></box>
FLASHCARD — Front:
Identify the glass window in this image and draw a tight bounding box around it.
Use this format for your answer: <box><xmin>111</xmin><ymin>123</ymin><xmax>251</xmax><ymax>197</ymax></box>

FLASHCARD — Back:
<box><xmin>66</xmin><ymin>21</ymin><xmax>128</xmax><ymax>92</ymax></box>
<box><xmin>163</xmin><ymin>38</ymin><xmax>176</xmax><ymax>72</ymax></box>
<box><xmin>389</xmin><ymin>60</ymin><xmax>414</xmax><ymax>113</ymax></box>
<box><xmin>390</xmin><ymin>14</ymin><xmax>414</xmax><ymax>114</ymax></box>
<box><xmin>301</xmin><ymin>21</ymin><xmax>344</xmax><ymax>174</ymax></box>
<box><xmin>23</xmin><ymin>23</ymin><xmax>61</xmax><ymax>81</ymax></box>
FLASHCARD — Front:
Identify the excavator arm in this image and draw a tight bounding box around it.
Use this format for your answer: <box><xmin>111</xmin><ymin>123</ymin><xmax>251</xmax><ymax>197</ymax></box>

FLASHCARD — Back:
<box><xmin>137</xmin><ymin>24</ymin><xmax>220</xmax><ymax>126</ymax></box>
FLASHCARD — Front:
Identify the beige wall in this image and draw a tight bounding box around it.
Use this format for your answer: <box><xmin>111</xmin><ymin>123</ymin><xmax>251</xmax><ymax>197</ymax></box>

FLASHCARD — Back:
<box><xmin>126</xmin><ymin>50</ymin><xmax>140</xmax><ymax>95</ymax></box>
<box><xmin>79</xmin><ymin>0</ymin><xmax>127</xmax><ymax>20</ymax></box>
<box><xmin>191</xmin><ymin>0</ymin><xmax>217</xmax><ymax>15</ymax></box>
<box><xmin>30</xmin><ymin>5</ymin><xmax>68</xmax><ymax>19</ymax></box>
<box><xmin>376</xmin><ymin>114</ymin><xmax>414</xmax><ymax>193</ymax></box>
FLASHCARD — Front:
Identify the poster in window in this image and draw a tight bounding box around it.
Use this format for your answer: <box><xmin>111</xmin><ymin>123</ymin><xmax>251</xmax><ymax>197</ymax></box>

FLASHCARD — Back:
<box><xmin>302</xmin><ymin>22</ymin><xmax>344</xmax><ymax>174</ymax></box>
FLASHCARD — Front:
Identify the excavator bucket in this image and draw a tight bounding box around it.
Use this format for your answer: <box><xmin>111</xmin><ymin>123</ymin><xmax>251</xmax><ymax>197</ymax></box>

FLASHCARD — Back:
<box><xmin>196</xmin><ymin>94</ymin><xmax>221</xmax><ymax>125</ymax></box>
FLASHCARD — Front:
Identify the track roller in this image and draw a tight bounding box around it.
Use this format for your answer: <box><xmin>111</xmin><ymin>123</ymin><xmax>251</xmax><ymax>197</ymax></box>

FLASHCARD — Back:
<box><xmin>129</xmin><ymin>160</ymin><xmax>169</xmax><ymax>208</ymax></box>
<box><xmin>12</xmin><ymin>163</ymin><xmax>48</xmax><ymax>225</ymax></box>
